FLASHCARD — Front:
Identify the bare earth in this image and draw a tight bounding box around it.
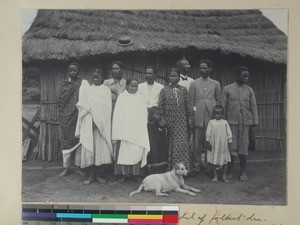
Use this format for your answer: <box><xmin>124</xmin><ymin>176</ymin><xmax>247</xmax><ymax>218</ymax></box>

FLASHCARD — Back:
<box><xmin>22</xmin><ymin>151</ymin><xmax>286</xmax><ymax>205</ymax></box>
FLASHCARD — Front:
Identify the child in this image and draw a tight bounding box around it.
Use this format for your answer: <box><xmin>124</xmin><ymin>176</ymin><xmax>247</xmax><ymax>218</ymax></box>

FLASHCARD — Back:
<box><xmin>112</xmin><ymin>77</ymin><xmax>150</xmax><ymax>182</ymax></box>
<box><xmin>146</xmin><ymin>106</ymin><xmax>169</xmax><ymax>175</ymax></box>
<box><xmin>75</xmin><ymin>68</ymin><xmax>113</xmax><ymax>184</ymax></box>
<box><xmin>205</xmin><ymin>105</ymin><xmax>232</xmax><ymax>183</ymax></box>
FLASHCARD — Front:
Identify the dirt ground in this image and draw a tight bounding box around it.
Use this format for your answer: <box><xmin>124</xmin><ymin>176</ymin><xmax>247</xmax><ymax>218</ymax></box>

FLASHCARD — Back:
<box><xmin>22</xmin><ymin>151</ymin><xmax>286</xmax><ymax>205</ymax></box>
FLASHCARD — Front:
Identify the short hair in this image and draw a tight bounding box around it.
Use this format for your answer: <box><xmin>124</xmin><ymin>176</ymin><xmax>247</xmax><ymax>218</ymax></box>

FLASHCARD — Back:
<box><xmin>148</xmin><ymin>106</ymin><xmax>161</xmax><ymax>121</ymax></box>
<box><xmin>92</xmin><ymin>68</ymin><xmax>104</xmax><ymax>76</ymax></box>
<box><xmin>169</xmin><ymin>67</ymin><xmax>180</xmax><ymax>76</ymax></box>
<box><xmin>126</xmin><ymin>77</ymin><xmax>139</xmax><ymax>86</ymax></box>
<box><xmin>69</xmin><ymin>62</ymin><xmax>80</xmax><ymax>70</ymax></box>
<box><xmin>199</xmin><ymin>59</ymin><xmax>213</xmax><ymax>68</ymax></box>
<box><xmin>92</xmin><ymin>68</ymin><xmax>105</xmax><ymax>84</ymax></box>
<box><xmin>234</xmin><ymin>66</ymin><xmax>249</xmax><ymax>77</ymax></box>
<box><xmin>176</xmin><ymin>59</ymin><xmax>189</xmax><ymax>69</ymax></box>
<box><xmin>213</xmin><ymin>105</ymin><xmax>224</xmax><ymax>114</ymax></box>
<box><xmin>145</xmin><ymin>65</ymin><xmax>158</xmax><ymax>75</ymax></box>
<box><xmin>110</xmin><ymin>61</ymin><xmax>125</xmax><ymax>70</ymax></box>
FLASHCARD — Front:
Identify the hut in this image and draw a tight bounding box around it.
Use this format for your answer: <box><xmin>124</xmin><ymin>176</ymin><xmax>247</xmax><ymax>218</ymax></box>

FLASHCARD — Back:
<box><xmin>22</xmin><ymin>10</ymin><xmax>287</xmax><ymax>161</ymax></box>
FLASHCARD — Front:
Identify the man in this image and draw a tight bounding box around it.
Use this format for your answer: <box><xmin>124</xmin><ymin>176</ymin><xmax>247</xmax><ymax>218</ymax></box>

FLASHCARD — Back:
<box><xmin>189</xmin><ymin>59</ymin><xmax>222</xmax><ymax>175</ymax></box>
<box><xmin>58</xmin><ymin>62</ymin><xmax>85</xmax><ymax>177</ymax></box>
<box><xmin>176</xmin><ymin>58</ymin><xmax>194</xmax><ymax>90</ymax></box>
<box><xmin>222</xmin><ymin>66</ymin><xmax>258</xmax><ymax>182</ymax></box>
<box><xmin>138</xmin><ymin>66</ymin><xmax>164</xmax><ymax>108</ymax></box>
<box><xmin>103</xmin><ymin>61</ymin><xmax>127</xmax><ymax>112</ymax></box>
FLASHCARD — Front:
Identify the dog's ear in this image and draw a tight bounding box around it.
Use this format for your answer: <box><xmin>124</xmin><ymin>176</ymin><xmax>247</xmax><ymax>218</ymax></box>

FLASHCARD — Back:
<box><xmin>174</xmin><ymin>163</ymin><xmax>180</xmax><ymax>170</ymax></box>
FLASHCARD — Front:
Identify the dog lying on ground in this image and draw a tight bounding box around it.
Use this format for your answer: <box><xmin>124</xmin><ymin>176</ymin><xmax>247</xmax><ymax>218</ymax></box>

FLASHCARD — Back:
<box><xmin>130</xmin><ymin>163</ymin><xmax>201</xmax><ymax>197</ymax></box>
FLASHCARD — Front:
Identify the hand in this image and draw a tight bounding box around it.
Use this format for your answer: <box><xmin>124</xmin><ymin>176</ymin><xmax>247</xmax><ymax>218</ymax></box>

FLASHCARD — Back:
<box><xmin>250</xmin><ymin>125</ymin><xmax>258</xmax><ymax>139</ymax></box>
<box><xmin>159</xmin><ymin>117</ymin><xmax>166</xmax><ymax>126</ymax></box>
<box><xmin>205</xmin><ymin>141</ymin><xmax>212</xmax><ymax>151</ymax></box>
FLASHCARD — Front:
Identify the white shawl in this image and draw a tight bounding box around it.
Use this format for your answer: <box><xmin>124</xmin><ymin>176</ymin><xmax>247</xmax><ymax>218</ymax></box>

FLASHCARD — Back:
<box><xmin>75</xmin><ymin>80</ymin><xmax>112</xmax><ymax>154</ymax></box>
<box><xmin>112</xmin><ymin>90</ymin><xmax>150</xmax><ymax>166</ymax></box>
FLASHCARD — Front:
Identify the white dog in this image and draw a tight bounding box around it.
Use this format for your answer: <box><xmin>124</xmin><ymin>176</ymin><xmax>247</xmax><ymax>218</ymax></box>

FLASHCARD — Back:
<box><xmin>130</xmin><ymin>163</ymin><xmax>201</xmax><ymax>197</ymax></box>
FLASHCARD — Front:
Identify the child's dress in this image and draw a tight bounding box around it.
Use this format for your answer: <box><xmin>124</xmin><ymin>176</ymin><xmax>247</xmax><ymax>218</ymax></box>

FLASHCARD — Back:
<box><xmin>206</xmin><ymin>119</ymin><xmax>232</xmax><ymax>166</ymax></box>
<box><xmin>146</xmin><ymin>121</ymin><xmax>169</xmax><ymax>174</ymax></box>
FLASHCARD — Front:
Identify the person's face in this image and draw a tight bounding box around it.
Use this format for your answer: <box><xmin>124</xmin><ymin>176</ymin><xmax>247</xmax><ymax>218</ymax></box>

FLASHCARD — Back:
<box><xmin>112</xmin><ymin>64</ymin><xmax>122</xmax><ymax>79</ymax></box>
<box><xmin>127</xmin><ymin>80</ymin><xmax>138</xmax><ymax>94</ymax></box>
<box><xmin>169</xmin><ymin>71</ymin><xmax>180</xmax><ymax>85</ymax></box>
<box><xmin>152</xmin><ymin>110</ymin><xmax>161</xmax><ymax>121</ymax></box>
<box><xmin>180</xmin><ymin>60</ymin><xmax>191</xmax><ymax>75</ymax></box>
<box><xmin>145</xmin><ymin>68</ymin><xmax>156</xmax><ymax>84</ymax></box>
<box><xmin>92</xmin><ymin>72</ymin><xmax>103</xmax><ymax>86</ymax></box>
<box><xmin>199</xmin><ymin>63</ymin><xmax>212</xmax><ymax>78</ymax></box>
<box><xmin>68</xmin><ymin>65</ymin><xmax>79</xmax><ymax>80</ymax></box>
<box><xmin>213</xmin><ymin>109</ymin><xmax>223</xmax><ymax>120</ymax></box>
<box><xmin>237</xmin><ymin>71</ymin><xmax>249</xmax><ymax>85</ymax></box>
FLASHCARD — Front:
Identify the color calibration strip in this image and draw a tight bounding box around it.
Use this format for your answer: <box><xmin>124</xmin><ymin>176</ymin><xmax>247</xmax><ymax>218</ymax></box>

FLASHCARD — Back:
<box><xmin>22</xmin><ymin>204</ymin><xmax>179</xmax><ymax>224</ymax></box>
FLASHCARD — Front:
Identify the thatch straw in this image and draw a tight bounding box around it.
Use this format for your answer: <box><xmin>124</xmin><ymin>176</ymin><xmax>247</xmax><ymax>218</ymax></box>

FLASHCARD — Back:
<box><xmin>23</xmin><ymin>10</ymin><xmax>287</xmax><ymax>64</ymax></box>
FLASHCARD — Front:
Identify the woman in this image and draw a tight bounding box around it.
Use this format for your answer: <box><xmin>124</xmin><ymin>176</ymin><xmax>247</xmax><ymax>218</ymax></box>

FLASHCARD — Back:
<box><xmin>103</xmin><ymin>61</ymin><xmax>127</xmax><ymax>113</ymax></box>
<box><xmin>158</xmin><ymin>68</ymin><xmax>193</xmax><ymax>172</ymax></box>
<box><xmin>112</xmin><ymin>77</ymin><xmax>150</xmax><ymax>182</ymax></box>
<box><xmin>75</xmin><ymin>68</ymin><xmax>113</xmax><ymax>184</ymax></box>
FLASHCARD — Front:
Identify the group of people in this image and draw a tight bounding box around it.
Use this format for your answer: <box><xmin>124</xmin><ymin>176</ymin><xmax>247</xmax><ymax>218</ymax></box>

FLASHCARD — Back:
<box><xmin>57</xmin><ymin>58</ymin><xmax>258</xmax><ymax>185</ymax></box>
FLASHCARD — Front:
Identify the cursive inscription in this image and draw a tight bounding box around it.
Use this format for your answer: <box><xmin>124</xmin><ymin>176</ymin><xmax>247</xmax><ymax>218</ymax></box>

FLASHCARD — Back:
<box><xmin>180</xmin><ymin>207</ymin><xmax>267</xmax><ymax>225</ymax></box>
<box><xmin>180</xmin><ymin>211</ymin><xmax>196</xmax><ymax>221</ymax></box>
<box><xmin>209</xmin><ymin>209</ymin><xmax>244</xmax><ymax>225</ymax></box>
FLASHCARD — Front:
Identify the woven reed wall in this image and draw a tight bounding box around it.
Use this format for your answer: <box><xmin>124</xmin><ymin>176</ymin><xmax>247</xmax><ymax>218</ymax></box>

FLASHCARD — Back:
<box><xmin>36</xmin><ymin>53</ymin><xmax>286</xmax><ymax>160</ymax></box>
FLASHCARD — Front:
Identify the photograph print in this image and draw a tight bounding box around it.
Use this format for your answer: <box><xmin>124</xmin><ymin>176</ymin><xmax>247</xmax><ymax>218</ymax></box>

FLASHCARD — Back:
<box><xmin>22</xmin><ymin>9</ymin><xmax>287</xmax><ymax>205</ymax></box>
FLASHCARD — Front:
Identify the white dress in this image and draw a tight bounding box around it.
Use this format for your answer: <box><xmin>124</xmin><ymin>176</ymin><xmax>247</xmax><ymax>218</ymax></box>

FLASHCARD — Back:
<box><xmin>206</xmin><ymin>119</ymin><xmax>232</xmax><ymax>166</ymax></box>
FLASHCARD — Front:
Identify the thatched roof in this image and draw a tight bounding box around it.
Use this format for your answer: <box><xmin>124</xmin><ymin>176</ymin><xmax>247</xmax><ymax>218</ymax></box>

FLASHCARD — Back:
<box><xmin>23</xmin><ymin>10</ymin><xmax>287</xmax><ymax>64</ymax></box>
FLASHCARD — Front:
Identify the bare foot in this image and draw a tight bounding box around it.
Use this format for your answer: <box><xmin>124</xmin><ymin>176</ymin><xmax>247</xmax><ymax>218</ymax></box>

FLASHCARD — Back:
<box><xmin>59</xmin><ymin>168</ymin><xmax>71</xmax><ymax>177</ymax></box>
<box><xmin>226</xmin><ymin>173</ymin><xmax>233</xmax><ymax>180</ymax></box>
<box><xmin>83</xmin><ymin>175</ymin><xmax>96</xmax><ymax>185</ymax></box>
<box><xmin>73</xmin><ymin>167</ymin><xmax>86</xmax><ymax>176</ymax></box>
<box><xmin>212</xmin><ymin>176</ymin><xmax>218</xmax><ymax>182</ymax></box>
<box><xmin>222</xmin><ymin>175</ymin><xmax>230</xmax><ymax>183</ymax></box>
<box><xmin>239</xmin><ymin>173</ymin><xmax>249</xmax><ymax>182</ymax></box>
<box><xmin>96</xmin><ymin>176</ymin><xmax>106</xmax><ymax>183</ymax></box>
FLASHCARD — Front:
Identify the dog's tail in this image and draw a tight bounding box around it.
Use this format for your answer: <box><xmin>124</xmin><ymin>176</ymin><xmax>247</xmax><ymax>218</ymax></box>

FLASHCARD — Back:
<box><xmin>130</xmin><ymin>184</ymin><xmax>144</xmax><ymax>197</ymax></box>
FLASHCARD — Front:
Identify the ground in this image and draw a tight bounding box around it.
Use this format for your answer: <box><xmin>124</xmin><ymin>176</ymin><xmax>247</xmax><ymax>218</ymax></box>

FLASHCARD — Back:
<box><xmin>22</xmin><ymin>151</ymin><xmax>286</xmax><ymax>205</ymax></box>
<box><xmin>22</xmin><ymin>104</ymin><xmax>286</xmax><ymax>205</ymax></box>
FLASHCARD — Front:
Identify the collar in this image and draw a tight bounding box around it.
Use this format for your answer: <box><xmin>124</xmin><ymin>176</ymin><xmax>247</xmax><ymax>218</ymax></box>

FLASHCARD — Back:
<box><xmin>109</xmin><ymin>78</ymin><xmax>126</xmax><ymax>86</ymax></box>
<box><xmin>180</xmin><ymin>74</ymin><xmax>188</xmax><ymax>81</ymax></box>
<box><xmin>147</xmin><ymin>81</ymin><xmax>156</xmax><ymax>86</ymax></box>
<box><xmin>200</xmin><ymin>76</ymin><xmax>210</xmax><ymax>81</ymax></box>
<box><xmin>169</xmin><ymin>83</ymin><xmax>181</xmax><ymax>88</ymax></box>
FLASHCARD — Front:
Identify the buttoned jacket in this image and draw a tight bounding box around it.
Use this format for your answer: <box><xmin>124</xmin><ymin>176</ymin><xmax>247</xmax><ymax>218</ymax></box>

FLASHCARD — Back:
<box><xmin>189</xmin><ymin>77</ymin><xmax>221</xmax><ymax>127</ymax></box>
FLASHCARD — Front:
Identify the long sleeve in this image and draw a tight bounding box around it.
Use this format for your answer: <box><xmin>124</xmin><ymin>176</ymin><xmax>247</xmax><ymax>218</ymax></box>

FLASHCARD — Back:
<box><xmin>188</xmin><ymin>80</ymin><xmax>195</xmax><ymax>107</ymax></box>
<box><xmin>222</xmin><ymin>87</ymin><xmax>228</xmax><ymax>120</ymax></box>
<box><xmin>184</xmin><ymin>88</ymin><xmax>193</xmax><ymax>128</ymax></box>
<box><xmin>205</xmin><ymin>120</ymin><xmax>213</xmax><ymax>142</ymax></box>
<box><xmin>225</xmin><ymin>121</ymin><xmax>233</xmax><ymax>143</ymax></box>
<box><xmin>158</xmin><ymin>88</ymin><xmax>165</xmax><ymax>119</ymax></box>
<box><xmin>250</xmin><ymin>88</ymin><xmax>259</xmax><ymax>125</ymax></box>
<box><xmin>215</xmin><ymin>82</ymin><xmax>222</xmax><ymax>105</ymax></box>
